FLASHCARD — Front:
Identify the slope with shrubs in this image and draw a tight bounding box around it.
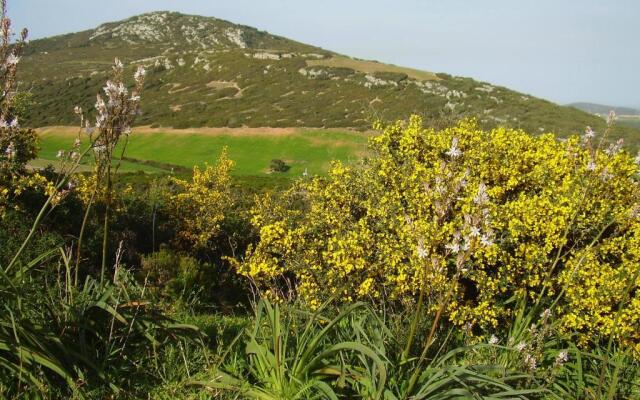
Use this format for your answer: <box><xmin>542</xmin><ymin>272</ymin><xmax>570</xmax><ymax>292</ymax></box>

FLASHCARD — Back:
<box><xmin>17</xmin><ymin>11</ymin><xmax>640</xmax><ymax>148</ymax></box>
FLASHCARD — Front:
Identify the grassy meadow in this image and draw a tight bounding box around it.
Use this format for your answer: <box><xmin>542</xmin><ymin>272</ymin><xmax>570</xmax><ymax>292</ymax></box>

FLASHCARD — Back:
<box><xmin>306</xmin><ymin>55</ymin><xmax>439</xmax><ymax>81</ymax></box>
<box><xmin>35</xmin><ymin>126</ymin><xmax>370</xmax><ymax>175</ymax></box>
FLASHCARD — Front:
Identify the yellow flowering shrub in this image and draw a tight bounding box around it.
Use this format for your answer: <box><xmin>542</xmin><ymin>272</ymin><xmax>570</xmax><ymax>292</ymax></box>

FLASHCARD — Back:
<box><xmin>0</xmin><ymin>172</ymin><xmax>55</xmax><ymax>217</ymax></box>
<box><xmin>167</xmin><ymin>148</ymin><xmax>234</xmax><ymax>251</ymax></box>
<box><xmin>1</xmin><ymin>127</ymin><xmax>45</xmax><ymax>216</ymax></box>
<box><xmin>560</xmin><ymin>220</ymin><xmax>640</xmax><ymax>352</ymax></box>
<box><xmin>236</xmin><ymin>116</ymin><xmax>640</xmax><ymax>347</ymax></box>
<box><xmin>72</xmin><ymin>172</ymin><xmax>99</xmax><ymax>206</ymax></box>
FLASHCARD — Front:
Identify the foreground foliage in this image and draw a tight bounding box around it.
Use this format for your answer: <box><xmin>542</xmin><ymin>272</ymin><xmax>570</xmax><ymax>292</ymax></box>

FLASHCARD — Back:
<box><xmin>0</xmin><ymin>258</ymin><xmax>202</xmax><ymax>397</ymax></box>
<box><xmin>2</xmin><ymin>0</ymin><xmax>639</xmax><ymax>396</ymax></box>
<box><xmin>193</xmin><ymin>300</ymin><xmax>544</xmax><ymax>400</ymax></box>
<box><xmin>238</xmin><ymin>116</ymin><xmax>640</xmax><ymax>353</ymax></box>
<box><xmin>191</xmin><ymin>299</ymin><xmax>640</xmax><ymax>399</ymax></box>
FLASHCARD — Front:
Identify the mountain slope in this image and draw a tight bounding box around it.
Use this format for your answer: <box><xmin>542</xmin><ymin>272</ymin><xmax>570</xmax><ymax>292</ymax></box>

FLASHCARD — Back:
<box><xmin>18</xmin><ymin>11</ymin><xmax>640</xmax><ymax>146</ymax></box>
<box><xmin>568</xmin><ymin>102</ymin><xmax>640</xmax><ymax>116</ymax></box>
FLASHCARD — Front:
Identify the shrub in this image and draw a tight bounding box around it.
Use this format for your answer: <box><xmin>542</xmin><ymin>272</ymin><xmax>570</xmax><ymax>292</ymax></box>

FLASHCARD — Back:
<box><xmin>269</xmin><ymin>158</ymin><xmax>290</xmax><ymax>172</ymax></box>
<box><xmin>0</xmin><ymin>209</ymin><xmax>63</xmax><ymax>266</ymax></box>
<box><xmin>166</xmin><ymin>148</ymin><xmax>234</xmax><ymax>251</ymax></box>
<box><xmin>235</xmin><ymin>116</ymin><xmax>640</xmax><ymax>352</ymax></box>
<box><xmin>373</xmin><ymin>71</ymin><xmax>408</xmax><ymax>83</ymax></box>
<box><xmin>141</xmin><ymin>247</ymin><xmax>183</xmax><ymax>288</ymax></box>
<box><xmin>328</xmin><ymin>66</ymin><xmax>356</xmax><ymax>78</ymax></box>
<box><xmin>141</xmin><ymin>248</ymin><xmax>214</xmax><ymax>301</ymax></box>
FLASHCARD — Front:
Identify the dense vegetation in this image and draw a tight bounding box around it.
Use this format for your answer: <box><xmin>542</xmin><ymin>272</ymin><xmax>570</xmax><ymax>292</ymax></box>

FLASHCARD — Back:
<box><xmin>2</xmin><ymin>2</ymin><xmax>640</xmax><ymax>399</ymax></box>
<box><xmin>240</xmin><ymin>116</ymin><xmax>640</xmax><ymax>349</ymax></box>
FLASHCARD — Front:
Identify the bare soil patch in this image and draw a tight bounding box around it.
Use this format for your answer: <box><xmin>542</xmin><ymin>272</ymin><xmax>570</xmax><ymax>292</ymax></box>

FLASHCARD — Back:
<box><xmin>36</xmin><ymin>126</ymin><xmax>376</xmax><ymax>137</ymax></box>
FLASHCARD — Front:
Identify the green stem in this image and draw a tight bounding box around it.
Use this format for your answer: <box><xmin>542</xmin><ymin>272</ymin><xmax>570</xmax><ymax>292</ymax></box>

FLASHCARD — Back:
<box><xmin>74</xmin><ymin>188</ymin><xmax>96</xmax><ymax>286</ymax></box>
<box><xmin>151</xmin><ymin>202</ymin><xmax>157</xmax><ymax>253</ymax></box>
<box><xmin>100</xmin><ymin>162</ymin><xmax>112</xmax><ymax>283</ymax></box>
<box><xmin>403</xmin><ymin>275</ymin><xmax>457</xmax><ymax>399</ymax></box>
<box><xmin>5</xmin><ymin>195</ymin><xmax>52</xmax><ymax>272</ymax></box>
<box><xmin>99</xmin><ymin>133</ymin><xmax>129</xmax><ymax>283</ymax></box>
<box><xmin>401</xmin><ymin>274</ymin><xmax>425</xmax><ymax>362</ymax></box>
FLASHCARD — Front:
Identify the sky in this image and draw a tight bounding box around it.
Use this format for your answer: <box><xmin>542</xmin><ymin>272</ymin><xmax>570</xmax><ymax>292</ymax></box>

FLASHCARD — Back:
<box><xmin>11</xmin><ymin>0</ymin><xmax>640</xmax><ymax>108</ymax></box>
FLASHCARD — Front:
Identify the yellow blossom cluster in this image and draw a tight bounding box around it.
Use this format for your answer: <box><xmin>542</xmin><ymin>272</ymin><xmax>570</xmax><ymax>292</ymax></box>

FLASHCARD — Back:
<box><xmin>236</xmin><ymin>116</ymin><xmax>640</xmax><ymax>348</ymax></box>
<box><xmin>167</xmin><ymin>148</ymin><xmax>234</xmax><ymax>251</ymax></box>
<box><xmin>1</xmin><ymin>126</ymin><xmax>45</xmax><ymax>216</ymax></box>
<box><xmin>73</xmin><ymin>172</ymin><xmax>100</xmax><ymax>206</ymax></box>
<box><xmin>0</xmin><ymin>172</ymin><xmax>54</xmax><ymax>217</ymax></box>
<box><xmin>560</xmin><ymin>220</ymin><xmax>640</xmax><ymax>353</ymax></box>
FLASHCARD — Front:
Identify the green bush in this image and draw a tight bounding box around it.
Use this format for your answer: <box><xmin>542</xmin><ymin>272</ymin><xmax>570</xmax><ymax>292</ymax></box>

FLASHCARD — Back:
<box><xmin>373</xmin><ymin>71</ymin><xmax>408</xmax><ymax>82</ymax></box>
<box><xmin>269</xmin><ymin>158</ymin><xmax>290</xmax><ymax>172</ymax></box>
<box><xmin>141</xmin><ymin>248</ymin><xmax>214</xmax><ymax>301</ymax></box>
<box><xmin>0</xmin><ymin>209</ymin><xmax>63</xmax><ymax>266</ymax></box>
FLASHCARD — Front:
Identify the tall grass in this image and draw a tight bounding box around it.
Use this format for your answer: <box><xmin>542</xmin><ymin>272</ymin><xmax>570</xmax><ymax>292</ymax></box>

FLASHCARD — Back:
<box><xmin>191</xmin><ymin>299</ymin><xmax>549</xmax><ymax>399</ymax></box>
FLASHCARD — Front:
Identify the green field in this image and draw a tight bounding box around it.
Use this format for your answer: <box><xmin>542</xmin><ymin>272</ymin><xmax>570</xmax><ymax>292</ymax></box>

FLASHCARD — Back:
<box><xmin>35</xmin><ymin>127</ymin><xmax>371</xmax><ymax>176</ymax></box>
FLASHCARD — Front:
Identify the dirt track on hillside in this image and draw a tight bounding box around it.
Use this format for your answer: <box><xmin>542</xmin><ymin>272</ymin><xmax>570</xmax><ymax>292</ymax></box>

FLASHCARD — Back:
<box><xmin>36</xmin><ymin>126</ymin><xmax>373</xmax><ymax>137</ymax></box>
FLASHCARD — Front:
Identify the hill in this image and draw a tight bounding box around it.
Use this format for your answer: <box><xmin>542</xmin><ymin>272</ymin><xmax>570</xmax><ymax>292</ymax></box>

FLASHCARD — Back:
<box><xmin>568</xmin><ymin>102</ymin><xmax>640</xmax><ymax>116</ymax></box>
<box><xmin>18</xmin><ymin>11</ymin><xmax>640</xmax><ymax>147</ymax></box>
<box><xmin>568</xmin><ymin>102</ymin><xmax>640</xmax><ymax>131</ymax></box>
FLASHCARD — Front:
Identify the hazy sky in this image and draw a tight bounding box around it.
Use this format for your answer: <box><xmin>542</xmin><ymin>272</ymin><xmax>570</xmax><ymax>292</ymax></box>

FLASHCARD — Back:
<box><xmin>12</xmin><ymin>0</ymin><xmax>640</xmax><ymax>108</ymax></box>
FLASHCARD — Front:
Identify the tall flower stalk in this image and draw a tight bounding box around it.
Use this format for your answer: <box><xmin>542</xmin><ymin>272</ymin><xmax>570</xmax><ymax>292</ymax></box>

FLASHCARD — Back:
<box><xmin>7</xmin><ymin>61</ymin><xmax>146</xmax><ymax>279</ymax></box>
<box><xmin>74</xmin><ymin>59</ymin><xmax>146</xmax><ymax>282</ymax></box>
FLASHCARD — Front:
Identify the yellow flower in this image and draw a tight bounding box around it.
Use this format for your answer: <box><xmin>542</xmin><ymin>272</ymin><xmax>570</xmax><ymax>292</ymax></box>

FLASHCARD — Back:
<box><xmin>236</xmin><ymin>116</ymin><xmax>640</xmax><ymax>351</ymax></box>
<box><xmin>166</xmin><ymin>147</ymin><xmax>234</xmax><ymax>251</ymax></box>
